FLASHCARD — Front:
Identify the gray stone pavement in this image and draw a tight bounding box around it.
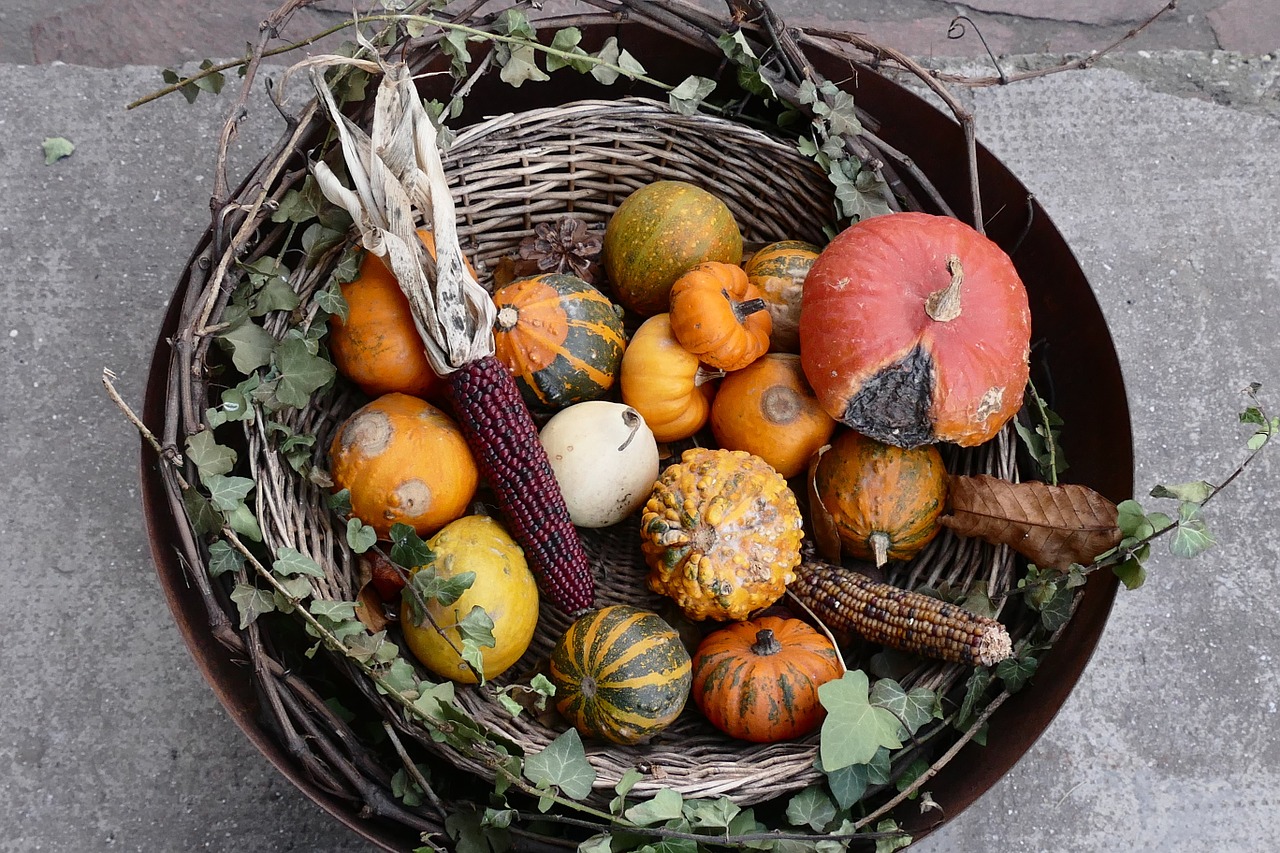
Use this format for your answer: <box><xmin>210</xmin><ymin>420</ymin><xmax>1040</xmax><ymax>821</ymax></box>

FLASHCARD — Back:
<box><xmin>2</xmin><ymin>2</ymin><xmax>1280</xmax><ymax>851</ymax></box>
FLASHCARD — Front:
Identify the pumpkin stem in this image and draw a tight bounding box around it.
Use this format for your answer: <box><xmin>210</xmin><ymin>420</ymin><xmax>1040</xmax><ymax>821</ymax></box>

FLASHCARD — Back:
<box><xmin>494</xmin><ymin>304</ymin><xmax>521</xmax><ymax>333</ymax></box>
<box><xmin>869</xmin><ymin>531</ymin><xmax>892</xmax><ymax>568</ymax></box>
<box><xmin>925</xmin><ymin>255</ymin><xmax>964</xmax><ymax>323</ymax></box>
<box><xmin>694</xmin><ymin>365</ymin><xmax>727</xmax><ymax>387</ymax></box>
<box><xmin>618</xmin><ymin>408</ymin><xmax>642</xmax><ymax>452</ymax></box>
<box><xmin>750</xmin><ymin>628</ymin><xmax>784</xmax><ymax>656</ymax></box>
<box><xmin>731</xmin><ymin>295</ymin><xmax>769</xmax><ymax>324</ymax></box>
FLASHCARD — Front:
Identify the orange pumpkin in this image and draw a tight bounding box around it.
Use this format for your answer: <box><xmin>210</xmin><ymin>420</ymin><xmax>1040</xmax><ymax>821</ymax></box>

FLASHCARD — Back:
<box><xmin>743</xmin><ymin>240</ymin><xmax>820</xmax><ymax>354</ymax></box>
<box><xmin>619</xmin><ymin>314</ymin><xmax>717</xmax><ymax>443</ymax></box>
<box><xmin>668</xmin><ymin>262</ymin><xmax>771</xmax><ymax>371</ymax></box>
<box><xmin>328</xmin><ymin>392</ymin><xmax>479</xmax><ymax>538</ymax></box>
<box><xmin>800</xmin><ymin>212</ymin><xmax>1031</xmax><ymax>448</ymax></box>
<box><xmin>813</xmin><ymin>429</ymin><xmax>948</xmax><ymax>566</ymax></box>
<box><xmin>691</xmin><ymin>616</ymin><xmax>842</xmax><ymax>742</ymax></box>
<box><xmin>329</xmin><ymin>230</ymin><xmax>472</xmax><ymax>400</ymax></box>
<box><xmin>709</xmin><ymin>353</ymin><xmax>836</xmax><ymax>478</ymax></box>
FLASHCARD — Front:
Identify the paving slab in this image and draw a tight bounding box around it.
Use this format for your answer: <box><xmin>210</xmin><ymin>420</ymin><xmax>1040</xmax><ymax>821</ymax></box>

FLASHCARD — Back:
<box><xmin>1</xmin><ymin>43</ymin><xmax>1278</xmax><ymax>853</ymax></box>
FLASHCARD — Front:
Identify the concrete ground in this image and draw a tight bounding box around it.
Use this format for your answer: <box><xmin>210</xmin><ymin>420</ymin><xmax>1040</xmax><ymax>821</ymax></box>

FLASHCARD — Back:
<box><xmin>2</xmin><ymin>1</ymin><xmax>1279</xmax><ymax>851</ymax></box>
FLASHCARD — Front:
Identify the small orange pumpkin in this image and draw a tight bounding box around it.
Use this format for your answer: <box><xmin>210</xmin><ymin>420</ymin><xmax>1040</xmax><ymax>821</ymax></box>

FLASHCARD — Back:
<box><xmin>619</xmin><ymin>314</ymin><xmax>717</xmax><ymax>443</ymax></box>
<box><xmin>709</xmin><ymin>353</ymin><xmax>837</xmax><ymax>478</ymax></box>
<box><xmin>743</xmin><ymin>240</ymin><xmax>820</xmax><ymax>354</ymax></box>
<box><xmin>328</xmin><ymin>392</ymin><xmax>479</xmax><ymax>538</ymax></box>
<box><xmin>691</xmin><ymin>616</ymin><xmax>842</xmax><ymax>742</ymax></box>
<box><xmin>668</xmin><ymin>262</ymin><xmax>772</xmax><ymax>371</ymax></box>
<box><xmin>813</xmin><ymin>429</ymin><xmax>948</xmax><ymax>566</ymax></box>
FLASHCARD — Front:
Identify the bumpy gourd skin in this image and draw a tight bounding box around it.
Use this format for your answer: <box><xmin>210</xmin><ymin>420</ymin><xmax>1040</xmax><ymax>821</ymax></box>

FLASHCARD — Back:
<box><xmin>640</xmin><ymin>448</ymin><xmax>803</xmax><ymax>621</ymax></box>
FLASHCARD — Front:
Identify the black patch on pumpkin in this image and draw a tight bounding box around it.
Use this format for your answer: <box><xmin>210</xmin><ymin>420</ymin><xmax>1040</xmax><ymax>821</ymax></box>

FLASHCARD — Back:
<box><xmin>841</xmin><ymin>343</ymin><xmax>934</xmax><ymax>448</ymax></box>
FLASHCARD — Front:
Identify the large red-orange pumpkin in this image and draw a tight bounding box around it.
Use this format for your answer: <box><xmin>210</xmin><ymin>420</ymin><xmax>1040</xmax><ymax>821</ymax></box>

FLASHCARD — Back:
<box><xmin>799</xmin><ymin>212</ymin><xmax>1031</xmax><ymax>448</ymax></box>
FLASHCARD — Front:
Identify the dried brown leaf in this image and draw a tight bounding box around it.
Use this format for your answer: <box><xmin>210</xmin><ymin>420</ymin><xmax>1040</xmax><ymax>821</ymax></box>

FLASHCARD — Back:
<box><xmin>941</xmin><ymin>474</ymin><xmax>1122</xmax><ymax>569</ymax></box>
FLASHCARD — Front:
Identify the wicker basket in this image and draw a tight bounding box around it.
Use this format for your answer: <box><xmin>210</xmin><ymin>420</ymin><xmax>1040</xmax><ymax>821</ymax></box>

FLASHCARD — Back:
<box><xmin>138</xmin><ymin>2</ymin><xmax>1133</xmax><ymax>848</ymax></box>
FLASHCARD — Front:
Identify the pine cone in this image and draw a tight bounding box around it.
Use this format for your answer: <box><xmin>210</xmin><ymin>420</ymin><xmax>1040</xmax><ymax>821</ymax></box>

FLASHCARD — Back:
<box><xmin>515</xmin><ymin>216</ymin><xmax>604</xmax><ymax>284</ymax></box>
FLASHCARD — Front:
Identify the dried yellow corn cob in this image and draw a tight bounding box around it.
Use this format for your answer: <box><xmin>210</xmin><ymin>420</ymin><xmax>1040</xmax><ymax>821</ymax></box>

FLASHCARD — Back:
<box><xmin>790</xmin><ymin>562</ymin><xmax>1012</xmax><ymax>667</ymax></box>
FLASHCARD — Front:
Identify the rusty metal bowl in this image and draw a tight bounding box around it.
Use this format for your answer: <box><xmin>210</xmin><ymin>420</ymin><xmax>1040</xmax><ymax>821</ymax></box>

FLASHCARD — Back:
<box><xmin>139</xmin><ymin>12</ymin><xmax>1131</xmax><ymax>851</ymax></box>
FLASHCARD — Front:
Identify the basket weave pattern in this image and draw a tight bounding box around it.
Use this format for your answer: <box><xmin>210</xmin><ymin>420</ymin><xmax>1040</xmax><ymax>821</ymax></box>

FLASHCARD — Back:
<box><xmin>242</xmin><ymin>98</ymin><xmax>1021</xmax><ymax>807</ymax></box>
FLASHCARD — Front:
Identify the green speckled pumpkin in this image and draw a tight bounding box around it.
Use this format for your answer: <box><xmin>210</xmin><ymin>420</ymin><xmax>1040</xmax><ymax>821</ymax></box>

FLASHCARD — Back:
<box><xmin>691</xmin><ymin>616</ymin><xmax>842</xmax><ymax>743</ymax></box>
<box><xmin>492</xmin><ymin>274</ymin><xmax>626</xmax><ymax>410</ymax></box>
<box><xmin>549</xmin><ymin>605</ymin><xmax>692</xmax><ymax>745</ymax></box>
<box><xmin>603</xmin><ymin>181</ymin><xmax>743</xmax><ymax>317</ymax></box>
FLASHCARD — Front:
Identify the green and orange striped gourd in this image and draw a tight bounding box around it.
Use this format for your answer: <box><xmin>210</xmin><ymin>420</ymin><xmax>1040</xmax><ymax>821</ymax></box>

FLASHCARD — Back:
<box><xmin>492</xmin><ymin>273</ymin><xmax>626</xmax><ymax>410</ymax></box>
<box><xmin>813</xmin><ymin>429</ymin><xmax>948</xmax><ymax>567</ymax></box>
<box><xmin>603</xmin><ymin>180</ymin><xmax>743</xmax><ymax>317</ymax></box>
<box><xmin>691</xmin><ymin>616</ymin><xmax>842</xmax><ymax>743</ymax></box>
<box><xmin>743</xmin><ymin>239</ymin><xmax>820</xmax><ymax>354</ymax></box>
<box><xmin>549</xmin><ymin>605</ymin><xmax>693</xmax><ymax>745</ymax></box>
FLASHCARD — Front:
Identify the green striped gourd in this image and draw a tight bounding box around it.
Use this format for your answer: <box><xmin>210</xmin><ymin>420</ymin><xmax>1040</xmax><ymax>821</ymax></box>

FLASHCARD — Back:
<box><xmin>743</xmin><ymin>240</ymin><xmax>820</xmax><ymax>353</ymax></box>
<box><xmin>492</xmin><ymin>274</ymin><xmax>626</xmax><ymax>410</ymax></box>
<box><xmin>549</xmin><ymin>605</ymin><xmax>692</xmax><ymax>745</ymax></box>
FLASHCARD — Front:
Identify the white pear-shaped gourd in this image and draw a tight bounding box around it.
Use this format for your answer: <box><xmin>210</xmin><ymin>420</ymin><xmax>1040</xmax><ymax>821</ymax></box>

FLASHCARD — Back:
<box><xmin>539</xmin><ymin>401</ymin><xmax>660</xmax><ymax>528</ymax></box>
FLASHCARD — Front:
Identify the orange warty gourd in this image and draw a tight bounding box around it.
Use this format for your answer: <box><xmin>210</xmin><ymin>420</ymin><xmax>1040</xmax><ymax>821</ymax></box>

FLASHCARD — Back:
<box><xmin>603</xmin><ymin>181</ymin><xmax>743</xmax><ymax>316</ymax></box>
<box><xmin>620</xmin><ymin>314</ymin><xmax>717</xmax><ymax>443</ymax></box>
<box><xmin>743</xmin><ymin>240</ymin><xmax>820</xmax><ymax>354</ymax></box>
<box><xmin>329</xmin><ymin>230</ymin><xmax>474</xmax><ymax>399</ymax></box>
<box><xmin>641</xmin><ymin>448</ymin><xmax>803</xmax><ymax>621</ymax></box>
<box><xmin>668</xmin><ymin>262</ymin><xmax>772</xmax><ymax>371</ymax></box>
<box><xmin>328</xmin><ymin>392</ymin><xmax>479</xmax><ymax>538</ymax></box>
<box><xmin>709</xmin><ymin>353</ymin><xmax>836</xmax><ymax>479</ymax></box>
<box><xmin>691</xmin><ymin>616</ymin><xmax>842</xmax><ymax>742</ymax></box>
<box><xmin>800</xmin><ymin>212</ymin><xmax>1031</xmax><ymax>448</ymax></box>
<box><xmin>813</xmin><ymin>429</ymin><xmax>948</xmax><ymax>566</ymax></box>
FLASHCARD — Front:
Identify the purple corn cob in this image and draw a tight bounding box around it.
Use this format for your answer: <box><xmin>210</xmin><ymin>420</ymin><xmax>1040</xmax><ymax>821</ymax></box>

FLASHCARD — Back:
<box><xmin>445</xmin><ymin>355</ymin><xmax>595</xmax><ymax>615</ymax></box>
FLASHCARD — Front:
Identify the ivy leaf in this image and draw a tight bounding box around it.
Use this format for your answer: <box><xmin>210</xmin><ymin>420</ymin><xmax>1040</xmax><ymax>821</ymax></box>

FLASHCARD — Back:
<box><xmin>823</xmin><ymin>747</ymin><xmax>890</xmax><ymax>809</ymax></box>
<box><xmin>273</xmin><ymin>546</ymin><xmax>326</xmax><ymax>579</ymax></box>
<box><xmin>496</xmin><ymin>8</ymin><xmax>536</xmax><ymax>38</ymax></box>
<box><xmin>875</xmin><ymin>820</ymin><xmax>912</xmax><ymax>853</ymax></box>
<box><xmin>1150</xmin><ymin>480</ymin><xmax>1215</xmax><ymax>504</ymax></box>
<box><xmin>250</xmin><ymin>278</ymin><xmax>300</xmax><ymax>317</ymax></box>
<box><xmin>523</xmin><ymin>727</ymin><xmax>596</xmax><ymax>801</ymax></box>
<box><xmin>274</xmin><ymin>336</ymin><xmax>336</xmax><ymax>409</ymax></box>
<box><xmin>275</xmin><ymin>575</ymin><xmax>314</xmax><ymax>604</ymax></box>
<box><xmin>995</xmin><ymin>654</ymin><xmax>1038</xmax><ymax>693</ymax></box>
<box><xmin>1113</xmin><ymin>555</ymin><xmax>1148</xmax><ymax>590</ymax></box>
<box><xmin>207</xmin><ymin>540</ymin><xmax>245</xmax><ymax>577</ymax></box>
<box><xmin>389</xmin><ymin>523</ymin><xmax>433</xmax><ymax>569</ymax></box>
<box><xmin>194</xmin><ymin>59</ymin><xmax>225</xmax><ymax>94</ymax></box>
<box><xmin>610</xmin><ymin>767</ymin><xmax>645</xmax><ymax>815</ymax></box>
<box><xmin>224</xmin><ymin>502</ymin><xmax>262</xmax><ymax>541</ymax></box>
<box><xmin>668</xmin><ymin>75</ymin><xmax>717</xmax><ymax>115</ymax></box>
<box><xmin>314</xmin><ymin>280</ymin><xmax>349</xmax><ymax>323</ymax></box>
<box><xmin>499</xmin><ymin>43</ymin><xmax>549</xmax><ymax>88</ymax></box>
<box><xmin>310</xmin><ymin>599</ymin><xmax>357</xmax><ymax>621</ymax></box>
<box><xmin>204</xmin><ymin>473</ymin><xmax>254</xmax><ymax>512</ymax></box>
<box><xmin>624</xmin><ymin>787</ymin><xmax>684</xmax><ymax>826</ymax></box>
<box><xmin>457</xmin><ymin>605</ymin><xmax>496</xmax><ymax>649</ymax></box>
<box><xmin>346</xmin><ymin>518</ymin><xmax>377</xmax><ymax>554</ymax></box>
<box><xmin>42</xmin><ymin>136</ymin><xmax>75</xmax><ymax>164</ymax></box>
<box><xmin>440</xmin><ymin>30</ymin><xmax>471</xmax><ymax>77</ymax></box>
<box><xmin>547</xmin><ymin>27</ymin><xmax>592</xmax><ymax>73</ymax></box>
<box><xmin>218</xmin><ymin>319</ymin><xmax>276</xmax><ymax>373</ymax></box>
<box><xmin>230</xmin><ymin>583</ymin><xmax>276</xmax><ymax>628</ymax></box>
<box><xmin>786</xmin><ymin>786</ymin><xmax>837</xmax><ymax>832</ymax></box>
<box><xmin>1170</xmin><ymin>502</ymin><xmax>1215</xmax><ymax>557</ymax></box>
<box><xmin>185</xmin><ymin>431</ymin><xmax>237</xmax><ymax>480</ymax></box>
<box><xmin>617</xmin><ymin>48</ymin><xmax>647</xmax><ymax>78</ymax></box>
<box><xmin>957</xmin><ymin>667</ymin><xmax>992</xmax><ymax>730</ymax></box>
<box><xmin>590</xmin><ymin>37</ymin><xmax>623</xmax><ymax>85</ymax></box>
<box><xmin>328</xmin><ymin>488</ymin><xmax>352</xmax><ymax>516</ymax></box>
<box><xmin>869</xmin><ymin>679</ymin><xmax>939</xmax><ymax>736</ymax></box>
<box><xmin>818</xmin><ymin>671</ymin><xmax>903</xmax><ymax>770</ymax></box>
<box><xmin>1039</xmin><ymin>584</ymin><xmax>1076</xmax><ymax>632</ymax></box>
<box><xmin>685</xmin><ymin>797</ymin><xmax>740</xmax><ymax>830</ymax></box>
<box><xmin>408</xmin><ymin>570</ymin><xmax>476</xmax><ymax>610</ymax></box>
